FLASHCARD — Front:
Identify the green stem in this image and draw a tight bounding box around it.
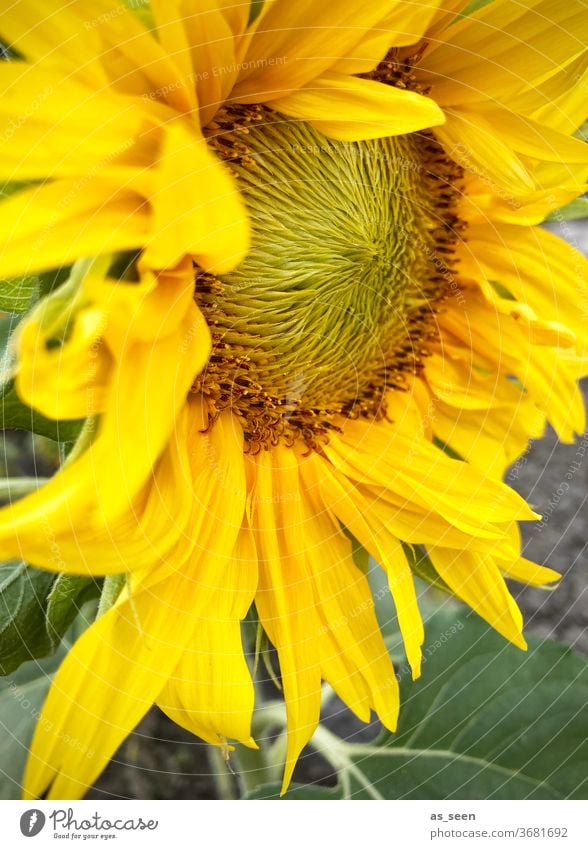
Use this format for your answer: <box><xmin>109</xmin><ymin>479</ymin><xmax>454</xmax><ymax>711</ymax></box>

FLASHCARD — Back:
<box><xmin>96</xmin><ymin>574</ymin><xmax>126</xmax><ymax>618</ymax></box>
<box><xmin>248</xmin><ymin>701</ymin><xmax>380</xmax><ymax>799</ymax></box>
<box><xmin>267</xmin><ymin>733</ymin><xmax>289</xmax><ymax>784</ymax></box>
<box><xmin>207</xmin><ymin>746</ymin><xmax>238</xmax><ymax>800</ymax></box>
<box><xmin>234</xmin><ymin>743</ymin><xmax>272</xmax><ymax>795</ymax></box>
<box><xmin>0</xmin><ymin>476</ymin><xmax>48</xmax><ymax>501</ymax></box>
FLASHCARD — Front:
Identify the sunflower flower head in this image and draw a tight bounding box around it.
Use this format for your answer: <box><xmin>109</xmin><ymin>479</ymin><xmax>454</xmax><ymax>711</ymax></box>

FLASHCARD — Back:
<box><xmin>0</xmin><ymin>0</ymin><xmax>586</xmax><ymax>800</ymax></box>
<box><xmin>199</xmin><ymin>111</ymin><xmax>464</xmax><ymax>450</ymax></box>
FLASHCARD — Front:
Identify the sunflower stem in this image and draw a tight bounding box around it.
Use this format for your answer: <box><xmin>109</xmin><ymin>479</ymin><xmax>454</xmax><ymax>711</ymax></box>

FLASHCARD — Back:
<box><xmin>0</xmin><ymin>476</ymin><xmax>48</xmax><ymax>501</ymax></box>
<box><xmin>208</xmin><ymin>746</ymin><xmax>239</xmax><ymax>800</ymax></box>
<box><xmin>62</xmin><ymin>416</ymin><xmax>98</xmax><ymax>467</ymax></box>
<box><xmin>234</xmin><ymin>743</ymin><xmax>272</xmax><ymax>795</ymax></box>
<box><xmin>250</xmin><ymin>701</ymin><xmax>360</xmax><ymax>792</ymax></box>
<box><xmin>96</xmin><ymin>574</ymin><xmax>126</xmax><ymax>619</ymax></box>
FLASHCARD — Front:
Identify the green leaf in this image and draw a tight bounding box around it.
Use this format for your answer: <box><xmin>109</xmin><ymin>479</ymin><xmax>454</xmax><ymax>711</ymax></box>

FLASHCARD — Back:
<box><xmin>244</xmin><ymin>782</ymin><xmax>343</xmax><ymax>800</ymax></box>
<box><xmin>433</xmin><ymin>435</ymin><xmax>463</xmax><ymax>460</ymax></box>
<box><xmin>46</xmin><ymin>574</ymin><xmax>101</xmax><ymax>641</ymax></box>
<box><xmin>351</xmin><ymin>611</ymin><xmax>588</xmax><ymax>799</ymax></box>
<box><xmin>0</xmin><ymin>313</ymin><xmax>20</xmax><ymax>387</ymax></box>
<box><xmin>0</xmin><ymin>563</ymin><xmax>54</xmax><ymax>676</ymax></box>
<box><xmin>454</xmin><ymin>0</ymin><xmax>495</xmax><ymax>20</ymax></box>
<box><xmin>0</xmin><ymin>276</ymin><xmax>39</xmax><ymax>313</ymax></box>
<box><xmin>342</xmin><ymin>527</ymin><xmax>369</xmax><ymax>574</ymax></box>
<box><xmin>0</xmin><ymin>187</ymin><xmax>63</xmax><ymax>313</ymax></box>
<box><xmin>0</xmin><ymin>264</ymin><xmax>70</xmax><ymax>314</ymax></box>
<box><xmin>0</xmin><ymin>654</ymin><xmax>60</xmax><ymax>798</ymax></box>
<box><xmin>36</xmin><ymin>265</ymin><xmax>72</xmax><ymax>299</ymax></box>
<box><xmin>402</xmin><ymin>543</ymin><xmax>452</xmax><ymax>595</ymax></box>
<box><xmin>0</xmin><ymin>268</ymin><xmax>82</xmax><ymax>441</ymax></box>
<box><xmin>547</xmin><ymin>197</ymin><xmax>588</xmax><ymax>223</ymax></box>
<box><xmin>261</xmin><ymin>613</ymin><xmax>588</xmax><ymax>800</ymax></box>
<box><xmin>0</xmin><ymin>562</ymin><xmax>101</xmax><ymax>676</ymax></box>
<box><xmin>248</xmin><ymin>0</ymin><xmax>264</xmax><ymax>25</ymax></box>
<box><xmin>0</xmin><ymin>627</ymin><xmax>81</xmax><ymax>798</ymax></box>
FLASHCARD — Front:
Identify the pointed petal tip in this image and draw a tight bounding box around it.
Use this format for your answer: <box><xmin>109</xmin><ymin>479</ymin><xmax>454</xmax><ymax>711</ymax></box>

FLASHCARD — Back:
<box><xmin>280</xmin><ymin>760</ymin><xmax>296</xmax><ymax>797</ymax></box>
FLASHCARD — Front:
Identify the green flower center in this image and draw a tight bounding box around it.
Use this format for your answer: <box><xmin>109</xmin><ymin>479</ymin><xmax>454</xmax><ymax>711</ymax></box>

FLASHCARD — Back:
<box><xmin>199</xmin><ymin>106</ymin><xmax>463</xmax><ymax>450</ymax></box>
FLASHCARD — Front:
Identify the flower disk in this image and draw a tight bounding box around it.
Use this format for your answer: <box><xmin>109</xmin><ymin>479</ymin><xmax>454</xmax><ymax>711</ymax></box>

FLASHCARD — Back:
<box><xmin>200</xmin><ymin>108</ymin><xmax>463</xmax><ymax>449</ymax></box>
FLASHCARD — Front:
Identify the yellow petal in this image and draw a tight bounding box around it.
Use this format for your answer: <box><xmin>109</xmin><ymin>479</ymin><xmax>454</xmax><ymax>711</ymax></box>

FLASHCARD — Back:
<box><xmin>159</xmin><ymin>617</ymin><xmax>257</xmax><ymax>749</ymax></box>
<box><xmin>331</xmin><ymin>0</ymin><xmax>444</xmax><ymax>74</ymax></box>
<box><xmin>250</xmin><ymin>448</ymin><xmax>322</xmax><ymax>793</ymax></box>
<box><xmin>500</xmin><ymin>557</ymin><xmax>560</xmax><ymax>588</ymax></box>
<box><xmin>158</xmin><ymin>523</ymin><xmax>257</xmax><ymax>748</ymax></box>
<box><xmin>461</xmin><ymin>222</ymin><xmax>588</xmax><ymax>358</ymax></box>
<box><xmin>92</xmin><ymin>303</ymin><xmax>210</xmax><ymax>522</ymax></box>
<box><xmin>233</xmin><ymin>0</ymin><xmax>427</xmax><ymax>100</ymax></box>
<box><xmin>0</xmin><ymin>1</ymin><xmax>108</xmax><ymax>86</ymax></box>
<box><xmin>428</xmin><ymin>547</ymin><xmax>527</xmax><ymax>649</ymax></box>
<box><xmin>143</xmin><ymin>121</ymin><xmax>250</xmax><ymax>273</ymax></box>
<box><xmin>460</xmin><ymin>170</ymin><xmax>586</xmax><ymax>227</ymax></box>
<box><xmin>506</xmin><ymin>52</ymin><xmax>588</xmax><ymax>135</ymax></box>
<box><xmin>80</xmin><ymin>0</ymin><xmax>197</xmax><ymax>114</ymax></box>
<box><xmin>295</xmin><ymin>460</ymin><xmax>401</xmax><ymax>716</ymax></box>
<box><xmin>325</xmin><ymin>419</ymin><xmax>539</xmax><ymax>532</ymax></box>
<box><xmin>24</xmin><ymin>568</ymin><xmax>206</xmax><ymax>800</ymax></box>
<box><xmin>435</xmin><ymin>111</ymin><xmax>535</xmax><ymax>196</ymax></box>
<box><xmin>0</xmin><ymin>388</ymin><xmax>197</xmax><ymax>574</ymax></box>
<box><xmin>0</xmin><ymin>63</ymin><xmax>152</xmax><ymax>182</ymax></box>
<box><xmin>304</xmin><ymin>451</ymin><xmax>420</xmax><ymax>683</ymax></box>
<box><xmin>419</xmin><ymin>0</ymin><xmax>588</xmax><ymax>106</ymax></box>
<box><xmin>0</xmin><ymin>300</ymin><xmax>208</xmax><ymax>558</ymax></box>
<box><xmin>15</xmin><ymin>303</ymin><xmax>111</xmax><ymax>420</ymax></box>
<box><xmin>439</xmin><ymin>289</ymin><xmax>587</xmax><ymax>440</ymax></box>
<box><xmin>472</xmin><ymin>107</ymin><xmax>588</xmax><ymax>165</ymax></box>
<box><xmin>87</xmin><ymin>258</ymin><xmax>198</xmax><ymax>348</ymax></box>
<box><xmin>273</xmin><ymin>73</ymin><xmax>444</xmax><ymax>141</ymax></box>
<box><xmin>157</xmin><ymin>0</ymin><xmax>243</xmax><ymax>127</ymax></box>
<box><xmin>0</xmin><ymin>180</ymin><xmax>149</xmax><ymax>280</ymax></box>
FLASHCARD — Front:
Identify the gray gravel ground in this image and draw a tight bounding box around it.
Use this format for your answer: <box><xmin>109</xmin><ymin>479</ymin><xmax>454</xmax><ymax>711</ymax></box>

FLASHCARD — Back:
<box><xmin>510</xmin><ymin>389</ymin><xmax>588</xmax><ymax>653</ymax></box>
<box><xmin>511</xmin><ymin>220</ymin><xmax>588</xmax><ymax>654</ymax></box>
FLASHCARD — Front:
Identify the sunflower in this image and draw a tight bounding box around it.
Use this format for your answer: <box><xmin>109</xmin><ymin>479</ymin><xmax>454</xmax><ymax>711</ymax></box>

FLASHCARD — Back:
<box><xmin>0</xmin><ymin>0</ymin><xmax>586</xmax><ymax>799</ymax></box>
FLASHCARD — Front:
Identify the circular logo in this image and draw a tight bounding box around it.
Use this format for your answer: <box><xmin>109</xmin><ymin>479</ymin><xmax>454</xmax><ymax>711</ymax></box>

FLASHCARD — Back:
<box><xmin>19</xmin><ymin>810</ymin><xmax>46</xmax><ymax>837</ymax></box>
